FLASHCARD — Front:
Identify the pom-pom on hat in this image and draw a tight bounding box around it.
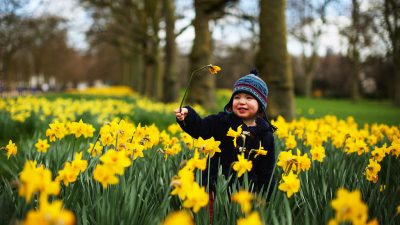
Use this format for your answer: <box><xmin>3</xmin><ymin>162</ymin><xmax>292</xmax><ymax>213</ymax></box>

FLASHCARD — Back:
<box><xmin>224</xmin><ymin>69</ymin><xmax>269</xmax><ymax>112</ymax></box>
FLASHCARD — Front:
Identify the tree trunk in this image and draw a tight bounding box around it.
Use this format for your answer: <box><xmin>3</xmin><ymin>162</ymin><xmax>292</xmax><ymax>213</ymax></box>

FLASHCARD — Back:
<box><xmin>131</xmin><ymin>51</ymin><xmax>143</xmax><ymax>93</ymax></box>
<box><xmin>256</xmin><ymin>0</ymin><xmax>295</xmax><ymax>120</ymax></box>
<box><xmin>384</xmin><ymin>0</ymin><xmax>400</xmax><ymax>106</ymax></box>
<box><xmin>302</xmin><ymin>52</ymin><xmax>318</xmax><ymax>97</ymax></box>
<box><xmin>394</xmin><ymin>52</ymin><xmax>400</xmax><ymax>106</ymax></box>
<box><xmin>148</xmin><ymin>0</ymin><xmax>162</xmax><ymax>100</ymax></box>
<box><xmin>162</xmin><ymin>0</ymin><xmax>179</xmax><ymax>103</ymax></box>
<box><xmin>187</xmin><ymin>0</ymin><xmax>215</xmax><ymax>109</ymax></box>
<box><xmin>349</xmin><ymin>0</ymin><xmax>361</xmax><ymax>102</ymax></box>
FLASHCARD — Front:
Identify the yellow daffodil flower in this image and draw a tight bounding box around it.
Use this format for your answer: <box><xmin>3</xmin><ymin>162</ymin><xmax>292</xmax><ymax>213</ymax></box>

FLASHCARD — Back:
<box><xmin>278</xmin><ymin>170</ymin><xmax>300</xmax><ymax>198</ymax></box>
<box><xmin>237</xmin><ymin>211</ymin><xmax>263</xmax><ymax>225</ymax></box>
<box><xmin>162</xmin><ymin>210</ymin><xmax>194</xmax><ymax>225</ymax></box>
<box><xmin>195</xmin><ymin>137</ymin><xmax>221</xmax><ymax>158</ymax></box>
<box><xmin>182</xmin><ymin>182</ymin><xmax>209</xmax><ymax>213</ymax></box>
<box><xmin>232</xmin><ymin>153</ymin><xmax>253</xmax><ymax>178</ymax></box>
<box><xmin>18</xmin><ymin>160</ymin><xmax>60</xmax><ymax>202</ymax></box>
<box><xmin>24</xmin><ymin>198</ymin><xmax>75</xmax><ymax>225</ymax></box>
<box><xmin>330</xmin><ymin>188</ymin><xmax>369</xmax><ymax>225</ymax></box>
<box><xmin>87</xmin><ymin>142</ymin><xmax>103</xmax><ymax>156</ymax></box>
<box><xmin>227</xmin><ymin>125</ymin><xmax>243</xmax><ymax>148</ymax></box>
<box><xmin>5</xmin><ymin>140</ymin><xmax>17</xmax><ymax>159</ymax></box>
<box><xmin>93</xmin><ymin>164</ymin><xmax>119</xmax><ymax>188</ymax></box>
<box><xmin>231</xmin><ymin>190</ymin><xmax>254</xmax><ymax>214</ymax></box>
<box><xmin>35</xmin><ymin>139</ymin><xmax>50</xmax><ymax>153</ymax></box>
<box><xmin>208</xmin><ymin>65</ymin><xmax>221</xmax><ymax>74</ymax></box>
<box><xmin>254</xmin><ymin>142</ymin><xmax>268</xmax><ymax>158</ymax></box>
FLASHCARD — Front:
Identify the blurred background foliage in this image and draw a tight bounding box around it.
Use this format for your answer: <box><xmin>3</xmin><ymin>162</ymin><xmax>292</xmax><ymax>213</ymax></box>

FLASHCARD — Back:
<box><xmin>0</xmin><ymin>0</ymin><xmax>399</xmax><ymax>123</ymax></box>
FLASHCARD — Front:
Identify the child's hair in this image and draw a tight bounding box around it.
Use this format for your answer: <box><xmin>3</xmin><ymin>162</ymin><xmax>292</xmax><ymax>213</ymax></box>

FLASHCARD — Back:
<box><xmin>224</xmin><ymin>69</ymin><xmax>277</xmax><ymax>132</ymax></box>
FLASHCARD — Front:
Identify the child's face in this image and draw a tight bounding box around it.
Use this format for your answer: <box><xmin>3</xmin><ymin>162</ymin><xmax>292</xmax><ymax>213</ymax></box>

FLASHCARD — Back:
<box><xmin>232</xmin><ymin>92</ymin><xmax>259</xmax><ymax>121</ymax></box>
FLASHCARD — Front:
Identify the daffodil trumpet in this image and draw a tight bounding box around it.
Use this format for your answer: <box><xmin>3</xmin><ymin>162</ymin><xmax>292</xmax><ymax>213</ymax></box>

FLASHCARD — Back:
<box><xmin>179</xmin><ymin>64</ymin><xmax>221</xmax><ymax>112</ymax></box>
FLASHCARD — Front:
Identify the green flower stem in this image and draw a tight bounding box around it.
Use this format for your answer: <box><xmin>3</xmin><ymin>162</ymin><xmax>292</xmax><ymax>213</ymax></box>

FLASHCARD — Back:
<box><xmin>179</xmin><ymin>64</ymin><xmax>211</xmax><ymax>112</ymax></box>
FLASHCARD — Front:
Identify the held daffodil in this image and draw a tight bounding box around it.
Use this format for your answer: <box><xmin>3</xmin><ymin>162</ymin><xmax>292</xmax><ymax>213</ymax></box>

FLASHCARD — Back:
<box><xmin>179</xmin><ymin>64</ymin><xmax>221</xmax><ymax>112</ymax></box>
<box><xmin>208</xmin><ymin>65</ymin><xmax>221</xmax><ymax>74</ymax></box>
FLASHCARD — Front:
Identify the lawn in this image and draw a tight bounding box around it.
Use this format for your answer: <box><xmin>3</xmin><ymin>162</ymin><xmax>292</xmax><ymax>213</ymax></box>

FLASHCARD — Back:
<box><xmin>216</xmin><ymin>90</ymin><xmax>400</xmax><ymax>126</ymax></box>
<box><xmin>294</xmin><ymin>97</ymin><xmax>400</xmax><ymax>126</ymax></box>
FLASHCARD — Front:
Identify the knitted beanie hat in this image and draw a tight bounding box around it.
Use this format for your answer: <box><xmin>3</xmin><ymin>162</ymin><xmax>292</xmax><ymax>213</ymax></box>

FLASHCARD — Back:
<box><xmin>224</xmin><ymin>70</ymin><xmax>269</xmax><ymax>112</ymax></box>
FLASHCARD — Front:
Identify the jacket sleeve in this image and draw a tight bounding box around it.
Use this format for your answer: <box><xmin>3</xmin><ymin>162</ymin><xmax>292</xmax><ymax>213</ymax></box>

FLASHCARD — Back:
<box><xmin>176</xmin><ymin>106</ymin><xmax>220</xmax><ymax>139</ymax></box>
<box><xmin>255</xmin><ymin>130</ymin><xmax>276</xmax><ymax>192</ymax></box>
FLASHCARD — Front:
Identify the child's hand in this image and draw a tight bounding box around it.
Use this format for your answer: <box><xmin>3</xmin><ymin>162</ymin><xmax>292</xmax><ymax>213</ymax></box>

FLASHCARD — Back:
<box><xmin>175</xmin><ymin>108</ymin><xmax>188</xmax><ymax>121</ymax></box>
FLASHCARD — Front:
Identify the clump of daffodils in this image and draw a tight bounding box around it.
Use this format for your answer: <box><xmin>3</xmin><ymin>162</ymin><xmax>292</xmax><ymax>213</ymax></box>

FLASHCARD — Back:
<box><xmin>56</xmin><ymin>152</ymin><xmax>88</xmax><ymax>186</ymax></box>
<box><xmin>276</xmin><ymin>149</ymin><xmax>311</xmax><ymax>198</ymax></box>
<box><xmin>18</xmin><ymin>161</ymin><xmax>75</xmax><ymax>225</ymax></box>
<box><xmin>329</xmin><ymin>188</ymin><xmax>378</xmax><ymax>225</ymax></box>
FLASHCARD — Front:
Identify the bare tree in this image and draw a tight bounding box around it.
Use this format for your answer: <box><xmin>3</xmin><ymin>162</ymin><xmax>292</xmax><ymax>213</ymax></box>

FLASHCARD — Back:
<box><xmin>288</xmin><ymin>0</ymin><xmax>335</xmax><ymax>97</ymax></box>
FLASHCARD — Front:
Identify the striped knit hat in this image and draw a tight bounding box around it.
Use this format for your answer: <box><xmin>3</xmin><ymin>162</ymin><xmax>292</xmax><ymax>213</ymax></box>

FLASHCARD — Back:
<box><xmin>224</xmin><ymin>70</ymin><xmax>269</xmax><ymax>112</ymax></box>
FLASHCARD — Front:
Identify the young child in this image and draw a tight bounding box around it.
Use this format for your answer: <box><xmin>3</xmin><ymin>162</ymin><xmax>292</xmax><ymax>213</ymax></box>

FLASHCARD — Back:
<box><xmin>175</xmin><ymin>71</ymin><xmax>276</xmax><ymax>194</ymax></box>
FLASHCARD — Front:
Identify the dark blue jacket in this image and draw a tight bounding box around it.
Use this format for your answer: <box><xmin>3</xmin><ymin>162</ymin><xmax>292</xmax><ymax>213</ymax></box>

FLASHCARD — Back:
<box><xmin>177</xmin><ymin>106</ymin><xmax>276</xmax><ymax>193</ymax></box>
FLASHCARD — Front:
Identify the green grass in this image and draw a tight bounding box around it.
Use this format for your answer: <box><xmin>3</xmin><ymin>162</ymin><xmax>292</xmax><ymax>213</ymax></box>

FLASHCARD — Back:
<box><xmin>294</xmin><ymin>97</ymin><xmax>400</xmax><ymax>126</ymax></box>
<box><xmin>215</xmin><ymin>90</ymin><xmax>400</xmax><ymax>126</ymax></box>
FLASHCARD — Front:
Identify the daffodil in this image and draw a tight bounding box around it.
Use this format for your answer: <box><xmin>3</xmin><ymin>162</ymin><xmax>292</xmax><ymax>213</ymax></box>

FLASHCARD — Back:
<box><xmin>365</xmin><ymin>158</ymin><xmax>381</xmax><ymax>183</ymax></box>
<box><xmin>227</xmin><ymin>125</ymin><xmax>243</xmax><ymax>148</ymax></box>
<box><xmin>237</xmin><ymin>211</ymin><xmax>263</xmax><ymax>225</ymax></box>
<box><xmin>46</xmin><ymin>121</ymin><xmax>67</xmax><ymax>141</ymax></box>
<box><xmin>186</xmin><ymin>149</ymin><xmax>207</xmax><ymax>171</ymax></box>
<box><xmin>208</xmin><ymin>65</ymin><xmax>221</xmax><ymax>74</ymax></box>
<box><xmin>162</xmin><ymin>210</ymin><xmax>194</xmax><ymax>225</ymax></box>
<box><xmin>100</xmin><ymin>149</ymin><xmax>131</xmax><ymax>175</ymax></box>
<box><xmin>18</xmin><ymin>160</ymin><xmax>60</xmax><ymax>202</ymax></box>
<box><xmin>389</xmin><ymin>137</ymin><xmax>400</xmax><ymax>157</ymax></box>
<box><xmin>5</xmin><ymin>140</ymin><xmax>17</xmax><ymax>159</ymax></box>
<box><xmin>285</xmin><ymin>134</ymin><xmax>297</xmax><ymax>150</ymax></box>
<box><xmin>182</xmin><ymin>182</ymin><xmax>209</xmax><ymax>213</ymax></box>
<box><xmin>170</xmin><ymin>166</ymin><xmax>195</xmax><ymax>199</ymax></box>
<box><xmin>231</xmin><ymin>190</ymin><xmax>254</xmax><ymax>214</ymax></box>
<box><xmin>24</xmin><ymin>198</ymin><xmax>75</xmax><ymax>225</ymax></box>
<box><xmin>168</xmin><ymin>123</ymin><xmax>183</xmax><ymax>134</ymax></box>
<box><xmin>371</xmin><ymin>144</ymin><xmax>387</xmax><ymax>162</ymax></box>
<box><xmin>87</xmin><ymin>142</ymin><xmax>103</xmax><ymax>156</ymax></box>
<box><xmin>195</xmin><ymin>137</ymin><xmax>221</xmax><ymax>158</ymax></box>
<box><xmin>277</xmin><ymin>150</ymin><xmax>296</xmax><ymax>173</ymax></box>
<box><xmin>93</xmin><ymin>164</ymin><xmax>119</xmax><ymax>188</ymax></box>
<box><xmin>253</xmin><ymin>142</ymin><xmax>268</xmax><ymax>158</ymax></box>
<box><xmin>278</xmin><ymin>170</ymin><xmax>300</xmax><ymax>198</ymax></box>
<box><xmin>232</xmin><ymin>153</ymin><xmax>253</xmax><ymax>177</ymax></box>
<box><xmin>310</xmin><ymin>145</ymin><xmax>326</xmax><ymax>162</ymax></box>
<box><xmin>35</xmin><ymin>139</ymin><xmax>50</xmax><ymax>153</ymax></box>
<box><xmin>179</xmin><ymin>64</ymin><xmax>221</xmax><ymax>111</ymax></box>
<box><xmin>330</xmin><ymin>188</ymin><xmax>369</xmax><ymax>225</ymax></box>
